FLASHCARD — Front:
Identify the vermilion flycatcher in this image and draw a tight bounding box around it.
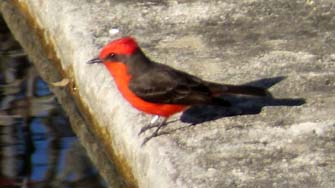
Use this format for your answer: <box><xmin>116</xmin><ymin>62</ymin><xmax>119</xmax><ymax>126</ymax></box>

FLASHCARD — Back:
<box><xmin>88</xmin><ymin>37</ymin><xmax>267</xmax><ymax>142</ymax></box>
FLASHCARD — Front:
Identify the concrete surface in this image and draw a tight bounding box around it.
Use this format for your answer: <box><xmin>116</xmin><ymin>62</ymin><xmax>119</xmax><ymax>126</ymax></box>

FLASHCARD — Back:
<box><xmin>1</xmin><ymin>0</ymin><xmax>335</xmax><ymax>187</ymax></box>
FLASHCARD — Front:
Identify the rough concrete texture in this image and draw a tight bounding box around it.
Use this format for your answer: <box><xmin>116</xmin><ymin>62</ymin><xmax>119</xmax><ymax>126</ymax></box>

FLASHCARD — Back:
<box><xmin>1</xmin><ymin>0</ymin><xmax>335</xmax><ymax>187</ymax></box>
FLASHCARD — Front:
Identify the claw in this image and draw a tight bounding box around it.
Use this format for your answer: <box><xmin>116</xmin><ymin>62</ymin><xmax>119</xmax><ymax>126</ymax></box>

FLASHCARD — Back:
<box><xmin>138</xmin><ymin>123</ymin><xmax>157</xmax><ymax>135</ymax></box>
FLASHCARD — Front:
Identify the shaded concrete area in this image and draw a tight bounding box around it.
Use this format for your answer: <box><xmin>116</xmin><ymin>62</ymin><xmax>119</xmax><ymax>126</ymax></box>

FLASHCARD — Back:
<box><xmin>1</xmin><ymin>0</ymin><xmax>335</xmax><ymax>187</ymax></box>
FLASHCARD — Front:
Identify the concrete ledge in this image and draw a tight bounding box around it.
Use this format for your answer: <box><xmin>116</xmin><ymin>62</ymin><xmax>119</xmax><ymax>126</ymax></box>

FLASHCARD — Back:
<box><xmin>1</xmin><ymin>0</ymin><xmax>335</xmax><ymax>187</ymax></box>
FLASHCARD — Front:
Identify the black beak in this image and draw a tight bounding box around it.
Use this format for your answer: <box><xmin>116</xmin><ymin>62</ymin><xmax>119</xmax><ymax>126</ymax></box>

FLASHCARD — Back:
<box><xmin>87</xmin><ymin>57</ymin><xmax>103</xmax><ymax>64</ymax></box>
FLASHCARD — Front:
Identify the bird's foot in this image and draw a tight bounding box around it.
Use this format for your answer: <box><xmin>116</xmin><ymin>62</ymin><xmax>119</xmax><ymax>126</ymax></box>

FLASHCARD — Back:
<box><xmin>138</xmin><ymin>115</ymin><xmax>162</xmax><ymax>135</ymax></box>
<box><xmin>139</xmin><ymin>116</ymin><xmax>168</xmax><ymax>145</ymax></box>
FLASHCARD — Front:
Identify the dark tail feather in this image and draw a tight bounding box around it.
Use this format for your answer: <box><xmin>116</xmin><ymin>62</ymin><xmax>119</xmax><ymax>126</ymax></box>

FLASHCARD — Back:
<box><xmin>222</xmin><ymin>84</ymin><xmax>269</xmax><ymax>96</ymax></box>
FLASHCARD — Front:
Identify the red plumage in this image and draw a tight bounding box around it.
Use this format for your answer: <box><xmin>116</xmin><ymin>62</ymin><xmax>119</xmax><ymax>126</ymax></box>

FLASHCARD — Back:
<box><xmin>88</xmin><ymin>36</ymin><xmax>267</xmax><ymax>143</ymax></box>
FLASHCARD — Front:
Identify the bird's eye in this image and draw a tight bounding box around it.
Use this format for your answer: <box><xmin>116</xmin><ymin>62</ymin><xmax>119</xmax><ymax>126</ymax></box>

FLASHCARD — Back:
<box><xmin>105</xmin><ymin>53</ymin><xmax>116</xmax><ymax>61</ymax></box>
<box><xmin>108</xmin><ymin>53</ymin><xmax>115</xmax><ymax>58</ymax></box>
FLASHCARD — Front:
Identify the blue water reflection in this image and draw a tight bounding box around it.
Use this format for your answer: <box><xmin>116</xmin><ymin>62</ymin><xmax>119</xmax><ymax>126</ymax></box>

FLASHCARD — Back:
<box><xmin>0</xmin><ymin>15</ymin><xmax>106</xmax><ymax>188</ymax></box>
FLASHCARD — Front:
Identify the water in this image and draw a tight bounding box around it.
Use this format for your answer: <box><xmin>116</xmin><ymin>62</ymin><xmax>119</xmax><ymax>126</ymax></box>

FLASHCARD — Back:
<box><xmin>0</xmin><ymin>15</ymin><xmax>106</xmax><ymax>188</ymax></box>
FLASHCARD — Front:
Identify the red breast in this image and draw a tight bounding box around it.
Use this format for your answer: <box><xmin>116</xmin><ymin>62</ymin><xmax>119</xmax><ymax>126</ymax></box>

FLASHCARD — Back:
<box><xmin>100</xmin><ymin>37</ymin><xmax>187</xmax><ymax>117</ymax></box>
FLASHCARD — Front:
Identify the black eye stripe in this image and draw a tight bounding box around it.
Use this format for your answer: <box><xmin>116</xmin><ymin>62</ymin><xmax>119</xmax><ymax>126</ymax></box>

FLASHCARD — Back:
<box><xmin>104</xmin><ymin>53</ymin><xmax>131</xmax><ymax>63</ymax></box>
<box><xmin>105</xmin><ymin>53</ymin><xmax>117</xmax><ymax>61</ymax></box>
<box><xmin>109</xmin><ymin>53</ymin><xmax>115</xmax><ymax>57</ymax></box>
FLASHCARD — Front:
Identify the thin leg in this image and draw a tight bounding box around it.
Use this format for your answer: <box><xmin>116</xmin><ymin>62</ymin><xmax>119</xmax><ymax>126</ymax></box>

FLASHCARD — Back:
<box><xmin>151</xmin><ymin>118</ymin><xmax>167</xmax><ymax>137</ymax></box>
<box><xmin>138</xmin><ymin>115</ymin><xmax>160</xmax><ymax>135</ymax></box>
<box><xmin>141</xmin><ymin>117</ymin><xmax>168</xmax><ymax>146</ymax></box>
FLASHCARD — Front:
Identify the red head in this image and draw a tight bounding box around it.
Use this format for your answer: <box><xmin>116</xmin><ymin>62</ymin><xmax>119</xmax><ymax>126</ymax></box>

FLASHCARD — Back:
<box><xmin>99</xmin><ymin>37</ymin><xmax>139</xmax><ymax>60</ymax></box>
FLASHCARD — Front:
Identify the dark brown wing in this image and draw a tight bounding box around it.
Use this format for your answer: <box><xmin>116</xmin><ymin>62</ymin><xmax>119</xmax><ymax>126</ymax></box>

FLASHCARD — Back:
<box><xmin>128</xmin><ymin>63</ymin><xmax>215</xmax><ymax>105</ymax></box>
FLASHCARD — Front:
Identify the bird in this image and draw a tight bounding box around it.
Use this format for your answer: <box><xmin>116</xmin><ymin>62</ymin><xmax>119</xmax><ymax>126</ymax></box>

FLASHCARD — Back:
<box><xmin>88</xmin><ymin>37</ymin><xmax>267</xmax><ymax>143</ymax></box>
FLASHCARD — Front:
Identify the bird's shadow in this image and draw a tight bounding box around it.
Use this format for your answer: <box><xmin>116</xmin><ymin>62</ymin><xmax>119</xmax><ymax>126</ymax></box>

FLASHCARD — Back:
<box><xmin>180</xmin><ymin>76</ymin><xmax>306</xmax><ymax>125</ymax></box>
